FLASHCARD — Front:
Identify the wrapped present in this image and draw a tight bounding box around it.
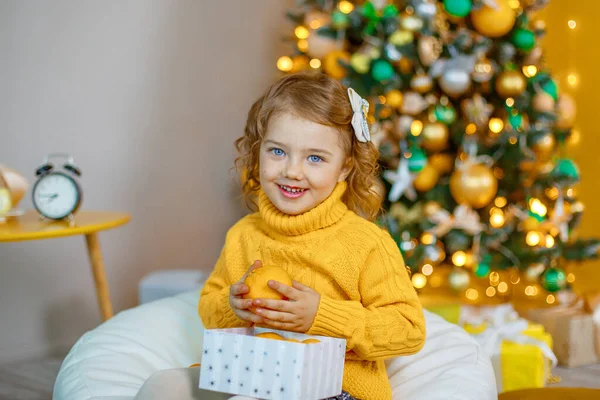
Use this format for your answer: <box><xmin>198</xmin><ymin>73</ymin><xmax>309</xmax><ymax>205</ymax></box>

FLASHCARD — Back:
<box><xmin>460</xmin><ymin>304</ymin><xmax>557</xmax><ymax>393</ymax></box>
<box><xmin>199</xmin><ymin>327</ymin><xmax>345</xmax><ymax>400</ymax></box>
<box><xmin>524</xmin><ymin>292</ymin><xmax>600</xmax><ymax>368</ymax></box>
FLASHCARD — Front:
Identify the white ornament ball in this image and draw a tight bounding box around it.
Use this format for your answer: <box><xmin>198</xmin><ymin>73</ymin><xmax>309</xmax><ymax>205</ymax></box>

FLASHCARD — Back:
<box><xmin>449</xmin><ymin>267</ymin><xmax>470</xmax><ymax>291</ymax></box>
<box><xmin>439</xmin><ymin>69</ymin><xmax>471</xmax><ymax>98</ymax></box>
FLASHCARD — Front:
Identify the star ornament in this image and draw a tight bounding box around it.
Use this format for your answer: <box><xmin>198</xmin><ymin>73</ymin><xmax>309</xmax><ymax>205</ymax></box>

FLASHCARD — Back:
<box><xmin>383</xmin><ymin>159</ymin><xmax>416</xmax><ymax>202</ymax></box>
<box><xmin>462</xmin><ymin>94</ymin><xmax>494</xmax><ymax>128</ymax></box>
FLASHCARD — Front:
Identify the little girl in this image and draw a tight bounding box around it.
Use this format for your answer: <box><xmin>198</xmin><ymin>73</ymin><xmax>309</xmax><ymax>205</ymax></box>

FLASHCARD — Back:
<box><xmin>198</xmin><ymin>72</ymin><xmax>426</xmax><ymax>400</ymax></box>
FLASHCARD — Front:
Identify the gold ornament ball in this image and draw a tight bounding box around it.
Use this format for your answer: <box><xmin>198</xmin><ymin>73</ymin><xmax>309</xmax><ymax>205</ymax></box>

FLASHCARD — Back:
<box><xmin>323</xmin><ymin>50</ymin><xmax>351</xmax><ymax>79</ymax></box>
<box><xmin>350</xmin><ymin>53</ymin><xmax>371</xmax><ymax>74</ymax></box>
<box><xmin>423</xmin><ymin>201</ymin><xmax>442</xmax><ymax>217</ymax></box>
<box><xmin>532</xmin><ymin>132</ymin><xmax>556</xmax><ymax>161</ymax></box>
<box><xmin>429</xmin><ymin>153</ymin><xmax>455</xmax><ymax>175</ymax></box>
<box><xmin>385</xmin><ymin>90</ymin><xmax>403</xmax><ymax>110</ymax></box>
<box><xmin>418</xmin><ymin>36</ymin><xmax>442</xmax><ymax>67</ymax></box>
<box><xmin>450</xmin><ymin>164</ymin><xmax>498</xmax><ymax>209</ymax></box>
<box><xmin>411</xmin><ymin>72</ymin><xmax>434</xmax><ymax>94</ymax></box>
<box><xmin>471</xmin><ymin>0</ymin><xmax>516</xmax><ymax>38</ymax></box>
<box><xmin>496</xmin><ymin>71</ymin><xmax>526</xmax><ymax>98</ymax></box>
<box><xmin>422</xmin><ymin>122</ymin><xmax>450</xmax><ymax>152</ymax></box>
<box><xmin>556</xmin><ymin>94</ymin><xmax>577</xmax><ymax>130</ymax></box>
<box><xmin>389</xmin><ymin>29</ymin><xmax>414</xmax><ymax>46</ymax></box>
<box><xmin>306</xmin><ymin>34</ymin><xmax>338</xmax><ymax>59</ymax></box>
<box><xmin>413</xmin><ymin>164</ymin><xmax>440</xmax><ymax>192</ymax></box>
<box><xmin>532</xmin><ymin>92</ymin><xmax>555</xmax><ymax>113</ymax></box>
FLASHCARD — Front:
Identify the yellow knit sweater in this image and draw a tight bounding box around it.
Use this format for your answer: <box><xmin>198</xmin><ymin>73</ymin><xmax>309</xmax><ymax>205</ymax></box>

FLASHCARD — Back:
<box><xmin>199</xmin><ymin>182</ymin><xmax>426</xmax><ymax>400</ymax></box>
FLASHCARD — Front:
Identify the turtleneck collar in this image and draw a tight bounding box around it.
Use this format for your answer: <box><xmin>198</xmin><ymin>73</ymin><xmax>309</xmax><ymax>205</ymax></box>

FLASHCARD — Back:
<box><xmin>258</xmin><ymin>182</ymin><xmax>348</xmax><ymax>236</ymax></box>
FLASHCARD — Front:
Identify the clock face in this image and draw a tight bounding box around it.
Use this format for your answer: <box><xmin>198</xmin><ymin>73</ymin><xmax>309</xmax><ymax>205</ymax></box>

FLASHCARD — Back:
<box><xmin>32</xmin><ymin>172</ymin><xmax>81</xmax><ymax>219</ymax></box>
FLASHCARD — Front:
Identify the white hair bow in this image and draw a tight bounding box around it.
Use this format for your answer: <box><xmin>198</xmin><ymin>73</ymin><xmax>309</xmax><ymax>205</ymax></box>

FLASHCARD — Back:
<box><xmin>347</xmin><ymin>88</ymin><xmax>371</xmax><ymax>143</ymax></box>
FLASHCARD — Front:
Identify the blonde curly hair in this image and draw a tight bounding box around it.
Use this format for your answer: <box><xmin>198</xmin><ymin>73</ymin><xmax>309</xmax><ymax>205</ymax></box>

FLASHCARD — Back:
<box><xmin>234</xmin><ymin>72</ymin><xmax>382</xmax><ymax>221</ymax></box>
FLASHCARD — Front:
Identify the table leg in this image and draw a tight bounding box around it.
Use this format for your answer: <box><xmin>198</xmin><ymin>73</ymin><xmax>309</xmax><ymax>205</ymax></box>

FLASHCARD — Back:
<box><xmin>85</xmin><ymin>232</ymin><xmax>114</xmax><ymax>321</ymax></box>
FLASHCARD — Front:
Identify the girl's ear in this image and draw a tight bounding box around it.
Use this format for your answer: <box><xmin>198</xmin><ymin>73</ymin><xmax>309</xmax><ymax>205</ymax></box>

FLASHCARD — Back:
<box><xmin>337</xmin><ymin>158</ymin><xmax>353</xmax><ymax>182</ymax></box>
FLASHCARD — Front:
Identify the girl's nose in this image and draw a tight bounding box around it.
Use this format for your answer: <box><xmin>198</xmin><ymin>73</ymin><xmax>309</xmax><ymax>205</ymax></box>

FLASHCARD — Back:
<box><xmin>283</xmin><ymin>158</ymin><xmax>304</xmax><ymax>180</ymax></box>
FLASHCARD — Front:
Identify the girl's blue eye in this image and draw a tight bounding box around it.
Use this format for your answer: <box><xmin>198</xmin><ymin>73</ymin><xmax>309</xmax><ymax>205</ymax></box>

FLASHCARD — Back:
<box><xmin>271</xmin><ymin>148</ymin><xmax>285</xmax><ymax>156</ymax></box>
<box><xmin>308</xmin><ymin>155</ymin><xmax>323</xmax><ymax>163</ymax></box>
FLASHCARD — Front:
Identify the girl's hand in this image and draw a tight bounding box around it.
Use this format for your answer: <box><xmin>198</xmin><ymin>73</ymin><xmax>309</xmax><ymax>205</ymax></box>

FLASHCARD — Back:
<box><xmin>228</xmin><ymin>261</ymin><xmax>264</xmax><ymax>324</ymax></box>
<box><xmin>252</xmin><ymin>280</ymin><xmax>320</xmax><ymax>333</ymax></box>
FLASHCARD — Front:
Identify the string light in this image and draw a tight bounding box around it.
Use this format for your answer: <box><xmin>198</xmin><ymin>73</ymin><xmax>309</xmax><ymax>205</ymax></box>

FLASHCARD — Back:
<box><xmin>422</xmin><ymin>264</ymin><xmax>434</xmax><ymax>276</ymax></box>
<box><xmin>526</xmin><ymin>231</ymin><xmax>541</xmax><ymax>246</ymax></box>
<box><xmin>506</xmin><ymin>98</ymin><xmax>515</xmax><ymax>107</ymax></box>
<box><xmin>508</xmin><ymin>136</ymin><xmax>518</xmax><ymax>145</ymax></box>
<box><xmin>466</xmin><ymin>123</ymin><xmax>477</xmax><ymax>135</ymax></box>
<box><xmin>547</xmin><ymin>294</ymin><xmax>556</xmax><ymax>304</ymax></box>
<box><xmin>545</xmin><ymin>187</ymin><xmax>559</xmax><ymax>200</ymax></box>
<box><xmin>338</xmin><ymin>0</ymin><xmax>354</xmax><ymax>14</ymax></box>
<box><xmin>498</xmin><ymin>282</ymin><xmax>509</xmax><ymax>293</ymax></box>
<box><xmin>508</xmin><ymin>0</ymin><xmax>520</xmax><ymax>9</ymax></box>
<box><xmin>567</xmin><ymin>73</ymin><xmax>578</xmax><ymax>86</ymax></box>
<box><xmin>495</xmin><ymin>197</ymin><xmax>507</xmax><ymax>207</ymax></box>
<box><xmin>523</xmin><ymin>65</ymin><xmax>538</xmax><ymax>78</ymax></box>
<box><xmin>486</xmin><ymin>286</ymin><xmax>497</xmax><ymax>297</ymax></box>
<box><xmin>412</xmin><ymin>273</ymin><xmax>427</xmax><ymax>289</ymax></box>
<box><xmin>567</xmin><ymin>273</ymin><xmax>576</xmax><ymax>283</ymax></box>
<box><xmin>567</xmin><ymin>188</ymin><xmax>575</xmax><ymax>197</ymax></box>
<box><xmin>529</xmin><ymin>198</ymin><xmax>547</xmax><ymax>217</ymax></box>
<box><xmin>489</xmin><ymin>118</ymin><xmax>504</xmax><ymax>134</ymax></box>
<box><xmin>297</xmin><ymin>39</ymin><xmax>308</xmax><ymax>52</ymax></box>
<box><xmin>510</xmin><ymin>275</ymin><xmax>520</xmax><ymax>285</ymax></box>
<box><xmin>568</xmin><ymin>20</ymin><xmax>577</xmax><ymax>29</ymax></box>
<box><xmin>525</xmin><ymin>285</ymin><xmax>536</xmax><ymax>296</ymax></box>
<box><xmin>411</xmin><ymin>120</ymin><xmax>423</xmax><ymax>136</ymax></box>
<box><xmin>465</xmin><ymin>288</ymin><xmax>479</xmax><ymax>300</ymax></box>
<box><xmin>490</xmin><ymin>211</ymin><xmax>505</xmax><ymax>228</ymax></box>
<box><xmin>294</xmin><ymin>26</ymin><xmax>310</xmax><ymax>39</ymax></box>
<box><xmin>545</xmin><ymin>235</ymin><xmax>555</xmax><ymax>248</ymax></box>
<box><xmin>489</xmin><ymin>272</ymin><xmax>500</xmax><ymax>285</ymax></box>
<box><xmin>277</xmin><ymin>56</ymin><xmax>293</xmax><ymax>72</ymax></box>
<box><xmin>452</xmin><ymin>251</ymin><xmax>467</xmax><ymax>267</ymax></box>
<box><xmin>421</xmin><ymin>233</ymin><xmax>434</xmax><ymax>245</ymax></box>
<box><xmin>309</xmin><ymin>59</ymin><xmax>321</xmax><ymax>69</ymax></box>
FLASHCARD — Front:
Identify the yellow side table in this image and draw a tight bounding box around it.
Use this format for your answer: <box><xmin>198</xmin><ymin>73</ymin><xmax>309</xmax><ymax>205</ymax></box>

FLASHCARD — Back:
<box><xmin>0</xmin><ymin>210</ymin><xmax>131</xmax><ymax>321</ymax></box>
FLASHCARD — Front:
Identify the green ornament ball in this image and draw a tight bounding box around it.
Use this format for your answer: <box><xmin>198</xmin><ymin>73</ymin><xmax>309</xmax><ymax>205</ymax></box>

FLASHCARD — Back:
<box><xmin>443</xmin><ymin>0</ymin><xmax>472</xmax><ymax>18</ymax></box>
<box><xmin>541</xmin><ymin>79</ymin><xmax>559</xmax><ymax>101</ymax></box>
<box><xmin>371</xmin><ymin>59</ymin><xmax>395</xmax><ymax>82</ymax></box>
<box><xmin>540</xmin><ymin>267</ymin><xmax>566</xmax><ymax>292</ymax></box>
<box><xmin>408</xmin><ymin>148</ymin><xmax>428</xmax><ymax>173</ymax></box>
<box><xmin>512</xmin><ymin>28</ymin><xmax>536</xmax><ymax>51</ymax></box>
<box><xmin>551</xmin><ymin>159</ymin><xmax>580</xmax><ymax>181</ymax></box>
<box><xmin>474</xmin><ymin>254</ymin><xmax>492</xmax><ymax>278</ymax></box>
<box><xmin>332</xmin><ymin>11</ymin><xmax>350</xmax><ymax>29</ymax></box>
<box><xmin>434</xmin><ymin>104</ymin><xmax>457</xmax><ymax>125</ymax></box>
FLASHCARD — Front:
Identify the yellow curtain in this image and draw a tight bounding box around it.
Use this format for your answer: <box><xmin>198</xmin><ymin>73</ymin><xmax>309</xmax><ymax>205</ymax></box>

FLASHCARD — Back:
<box><xmin>540</xmin><ymin>1</ymin><xmax>600</xmax><ymax>294</ymax></box>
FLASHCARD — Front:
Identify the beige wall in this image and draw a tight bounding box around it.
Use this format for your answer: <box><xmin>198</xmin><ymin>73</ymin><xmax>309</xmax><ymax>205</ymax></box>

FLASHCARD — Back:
<box><xmin>0</xmin><ymin>0</ymin><xmax>290</xmax><ymax>364</ymax></box>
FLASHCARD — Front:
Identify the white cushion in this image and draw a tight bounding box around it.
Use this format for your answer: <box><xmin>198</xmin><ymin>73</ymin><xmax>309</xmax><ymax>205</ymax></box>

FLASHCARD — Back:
<box><xmin>54</xmin><ymin>290</ymin><xmax>496</xmax><ymax>400</ymax></box>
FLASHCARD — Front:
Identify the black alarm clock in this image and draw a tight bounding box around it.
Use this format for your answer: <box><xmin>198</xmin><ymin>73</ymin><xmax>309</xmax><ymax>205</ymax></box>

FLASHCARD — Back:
<box><xmin>32</xmin><ymin>153</ymin><xmax>82</xmax><ymax>222</ymax></box>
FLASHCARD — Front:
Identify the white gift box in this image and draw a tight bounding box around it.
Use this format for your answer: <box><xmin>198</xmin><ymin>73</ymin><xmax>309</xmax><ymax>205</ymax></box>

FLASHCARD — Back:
<box><xmin>199</xmin><ymin>327</ymin><xmax>346</xmax><ymax>400</ymax></box>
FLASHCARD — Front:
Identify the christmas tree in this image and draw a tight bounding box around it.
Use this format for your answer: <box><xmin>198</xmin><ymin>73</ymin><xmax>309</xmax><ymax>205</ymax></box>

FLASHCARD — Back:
<box><xmin>277</xmin><ymin>0</ymin><xmax>599</xmax><ymax>302</ymax></box>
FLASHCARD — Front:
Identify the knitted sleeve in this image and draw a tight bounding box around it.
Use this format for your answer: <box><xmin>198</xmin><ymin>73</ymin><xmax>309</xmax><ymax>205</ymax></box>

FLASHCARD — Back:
<box><xmin>198</xmin><ymin>246</ymin><xmax>250</xmax><ymax>329</ymax></box>
<box><xmin>307</xmin><ymin>233</ymin><xmax>426</xmax><ymax>360</ymax></box>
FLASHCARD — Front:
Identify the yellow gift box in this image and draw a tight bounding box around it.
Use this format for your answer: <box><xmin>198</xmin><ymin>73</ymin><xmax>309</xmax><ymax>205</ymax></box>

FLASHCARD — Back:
<box><xmin>462</xmin><ymin>309</ymin><xmax>556</xmax><ymax>393</ymax></box>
